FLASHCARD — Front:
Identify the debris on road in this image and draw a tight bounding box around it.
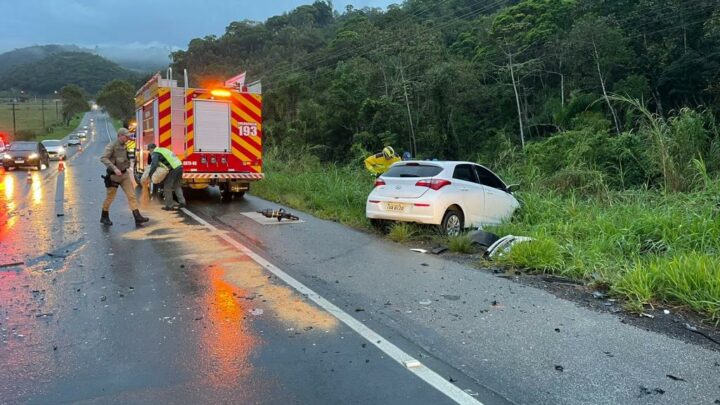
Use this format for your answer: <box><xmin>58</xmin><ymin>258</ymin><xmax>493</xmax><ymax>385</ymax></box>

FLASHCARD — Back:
<box><xmin>249</xmin><ymin>308</ymin><xmax>264</xmax><ymax>316</ymax></box>
<box><xmin>410</xmin><ymin>248</ymin><xmax>428</xmax><ymax>254</ymax></box>
<box><xmin>419</xmin><ymin>299</ymin><xmax>432</xmax><ymax>306</ymax></box>
<box><xmin>0</xmin><ymin>262</ymin><xmax>24</xmax><ymax>269</ymax></box>
<box><xmin>257</xmin><ymin>208</ymin><xmax>300</xmax><ymax>222</ymax></box>
<box><xmin>484</xmin><ymin>235</ymin><xmax>534</xmax><ymax>259</ymax></box>
<box><xmin>403</xmin><ymin>359</ymin><xmax>422</xmax><ymax>369</ymax></box>
<box><xmin>666</xmin><ymin>374</ymin><xmax>686</xmax><ymax>382</ymax></box>
<box><xmin>468</xmin><ymin>230</ymin><xmax>500</xmax><ymax>247</ymax></box>
<box><xmin>554</xmin><ymin>365</ymin><xmax>564</xmax><ymax>372</ymax></box>
<box><xmin>591</xmin><ymin>291</ymin><xmax>606</xmax><ymax>299</ymax></box>
<box><xmin>431</xmin><ymin>247</ymin><xmax>448</xmax><ymax>255</ymax></box>
<box><xmin>663</xmin><ymin>309</ymin><xmax>670</xmax><ymax>315</ymax></box>
<box><xmin>640</xmin><ymin>313</ymin><xmax>654</xmax><ymax>319</ymax></box>
<box><xmin>638</xmin><ymin>386</ymin><xmax>665</xmax><ymax>397</ymax></box>
<box><xmin>685</xmin><ymin>323</ymin><xmax>720</xmax><ymax>346</ymax></box>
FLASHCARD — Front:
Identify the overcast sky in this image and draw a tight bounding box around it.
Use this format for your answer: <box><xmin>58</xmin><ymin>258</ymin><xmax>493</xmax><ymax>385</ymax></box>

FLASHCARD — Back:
<box><xmin>0</xmin><ymin>0</ymin><xmax>396</xmax><ymax>53</ymax></box>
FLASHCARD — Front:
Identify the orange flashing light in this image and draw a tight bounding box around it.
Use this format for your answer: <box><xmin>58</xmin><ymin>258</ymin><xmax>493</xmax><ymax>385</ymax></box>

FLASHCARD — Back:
<box><xmin>211</xmin><ymin>89</ymin><xmax>232</xmax><ymax>97</ymax></box>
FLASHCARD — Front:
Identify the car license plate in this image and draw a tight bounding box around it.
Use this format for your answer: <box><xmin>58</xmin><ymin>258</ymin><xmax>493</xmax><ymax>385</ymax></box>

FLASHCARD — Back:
<box><xmin>14</xmin><ymin>160</ymin><xmax>24</xmax><ymax>164</ymax></box>
<box><xmin>386</xmin><ymin>202</ymin><xmax>406</xmax><ymax>212</ymax></box>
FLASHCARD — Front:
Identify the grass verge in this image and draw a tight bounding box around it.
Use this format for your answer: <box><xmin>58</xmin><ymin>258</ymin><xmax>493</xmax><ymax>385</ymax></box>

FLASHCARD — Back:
<box><xmin>252</xmin><ymin>150</ymin><xmax>720</xmax><ymax>322</ymax></box>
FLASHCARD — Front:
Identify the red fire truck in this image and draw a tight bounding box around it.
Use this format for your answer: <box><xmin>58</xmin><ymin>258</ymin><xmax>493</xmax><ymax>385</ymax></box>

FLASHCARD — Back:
<box><xmin>133</xmin><ymin>70</ymin><xmax>263</xmax><ymax>200</ymax></box>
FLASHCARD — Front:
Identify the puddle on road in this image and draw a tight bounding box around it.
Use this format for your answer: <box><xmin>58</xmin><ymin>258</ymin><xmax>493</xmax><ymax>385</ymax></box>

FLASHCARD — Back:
<box><xmin>124</xmin><ymin>209</ymin><xmax>338</xmax><ymax>332</ymax></box>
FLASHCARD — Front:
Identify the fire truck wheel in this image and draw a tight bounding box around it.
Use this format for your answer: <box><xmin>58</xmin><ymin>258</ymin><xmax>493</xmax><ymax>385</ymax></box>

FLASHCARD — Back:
<box><xmin>221</xmin><ymin>185</ymin><xmax>232</xmax><ymax>203</ymax></box>
<box><xmin>233</xmin><ymin>191</ymin><xmax>245</xmax><ymax>199</ymax></box>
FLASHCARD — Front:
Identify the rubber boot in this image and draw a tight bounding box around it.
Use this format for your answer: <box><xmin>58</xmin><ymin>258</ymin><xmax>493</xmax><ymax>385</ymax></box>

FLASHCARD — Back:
<box><xmin>100</xmin><ymin>210</ymin><xmax>113</xmax><ymax>226</ymax></box>
<box><xmin>132</xmin><ymin>209</ymin><xmax>149</xmax><ymax>225</ymax></box>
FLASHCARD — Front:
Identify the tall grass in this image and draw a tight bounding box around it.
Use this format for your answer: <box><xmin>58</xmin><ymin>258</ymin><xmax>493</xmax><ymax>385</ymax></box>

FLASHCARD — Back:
<box><xmin>253</xmin><ymin>146</ymin><xmax>720</xmax><ymax>321</ymax></box>
<box><xmin>251</xmin><ymin>147</ymin><xmax>373</xmax><ymax>227</ymax></box>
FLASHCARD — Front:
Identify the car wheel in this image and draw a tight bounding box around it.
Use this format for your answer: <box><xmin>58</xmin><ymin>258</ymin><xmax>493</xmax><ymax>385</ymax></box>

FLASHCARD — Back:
<box><xmin>440</xmin><ymin>208</ymin><xmax>464</xmax><ymax>237</ymax></box>
<box><xmin>221</xmin><ymin>185</ymin><xmax>232</xmax><ymax>203</ymax></box>
<box><xmin>36</xmin><ymin>161</ymin><xmax>42</xmax><ymax>171</ymax></box>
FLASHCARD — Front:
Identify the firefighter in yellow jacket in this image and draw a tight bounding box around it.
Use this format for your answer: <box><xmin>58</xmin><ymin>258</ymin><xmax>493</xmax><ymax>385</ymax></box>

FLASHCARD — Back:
<box><xmin>364</xmin><ymin>146</ymin><xmax>401</xmax><ymax>176</ymax></box>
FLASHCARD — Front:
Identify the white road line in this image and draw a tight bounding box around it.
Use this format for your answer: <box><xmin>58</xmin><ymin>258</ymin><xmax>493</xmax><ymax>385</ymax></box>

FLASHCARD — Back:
<box><xmin>103</xmin><ymin>114</ymin><xmax>113</xmax><ymax>142</ymax></box>
<box><xmin>181</xmin><ymin>207</ymin><xmax>483</xmax><ymax>405</ymax></box>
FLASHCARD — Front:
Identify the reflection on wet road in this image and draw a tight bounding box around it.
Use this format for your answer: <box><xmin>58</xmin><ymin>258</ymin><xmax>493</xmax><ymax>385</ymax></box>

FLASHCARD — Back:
<box><xmin>0</xmin><ymin>112</ymin><xmax>457</xmax><ymax>404</ymax></box>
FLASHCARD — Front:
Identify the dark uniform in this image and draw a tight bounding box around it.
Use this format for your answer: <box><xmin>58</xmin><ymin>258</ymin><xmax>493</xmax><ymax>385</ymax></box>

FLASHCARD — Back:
<box><xmin>99</xmin><ymin>131</ymin><xmax>148</xmax><ymax>225</ymax></box>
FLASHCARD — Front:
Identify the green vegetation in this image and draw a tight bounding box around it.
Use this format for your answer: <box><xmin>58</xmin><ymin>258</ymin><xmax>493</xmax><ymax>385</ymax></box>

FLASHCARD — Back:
<box><xmin>59</xmin><ymin>85</ymin><xmax>89</xmax><ymax>126</ymax></box>
<box><xmin>0</xmin><ymin>45</ymin><xmax>82</xmax><ymax>77</ymax></box>
<box><xmin>0</xmin><ymin>101</ymin><xmax>82</xmax><ymax>141</ymax></box>
<box><xmin>97</xmin><ymin>80</ymin><xmax>136</xmax><ymax>124</ymax></box>
<box><xmin>179</xmin><ymin>1</ymin><xmax>720</xmax><ymax>320</ymax></box>
<box><xmin>0</xmin><ymin>52</ymin><xmax>138</xmax><ymax>95</ymax></box>
<box><xmin>448</xmin><ymin>234</ymin><xmax>474</xmax><ymax>254</ymax></box>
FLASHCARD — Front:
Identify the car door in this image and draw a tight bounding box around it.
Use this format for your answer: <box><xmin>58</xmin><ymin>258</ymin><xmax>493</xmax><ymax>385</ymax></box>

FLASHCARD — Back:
<box><xmin>474</xmin><ymin>165</ymin><xmax>516</xmax><ymax>224</ymax></box>
<box><xmin>450</xmin><ymin>164</ymin><xmax>485</xmax><ymax>227</ymax></box>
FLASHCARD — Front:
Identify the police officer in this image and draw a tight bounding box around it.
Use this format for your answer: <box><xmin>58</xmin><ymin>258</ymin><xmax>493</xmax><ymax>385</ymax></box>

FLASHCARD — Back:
<box><xmin>147</xmin><ymin>143</ymin><xmax>186</xmax><ymax>210</ymax></box>
<box><xmin>99</xmin><ymin>128</ymin><xmax>149</xmax><ymax>226</ymax></box>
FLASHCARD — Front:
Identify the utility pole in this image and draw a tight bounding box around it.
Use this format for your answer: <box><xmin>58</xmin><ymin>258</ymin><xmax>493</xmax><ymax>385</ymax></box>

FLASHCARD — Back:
<box><xmin>399</xmin><ymin>63</ymin><xmax>417</xmax><ymax>157</ymax></box>
<box><xmin>41</xmin><ymin>99</ymin><xmax>45</xmax><ymax>129</ymax></box>
<box><xmin>55</xmin><ymin>100</ymin><xmax>59</xmax><ymax>120</ymax></box>
<box><xmin>11</xmin><ymin>102</ymin><xmax>16</xmax><ymax>139</ymax></box>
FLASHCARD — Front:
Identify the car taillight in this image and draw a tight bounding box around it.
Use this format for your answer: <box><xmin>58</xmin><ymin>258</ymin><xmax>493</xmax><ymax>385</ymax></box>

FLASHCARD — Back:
<box><xmin>416</xmin><ymin>179</ymin><xmax>451</xmax><ymax>190</ymax></box>
<box><xmin>374</xmin><ymin>178</ymin><xmax>386</xmax><ymax>188</ymax></box>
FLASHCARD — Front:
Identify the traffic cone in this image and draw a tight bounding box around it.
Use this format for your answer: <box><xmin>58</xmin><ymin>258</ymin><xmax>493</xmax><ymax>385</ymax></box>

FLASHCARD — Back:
<box><xmin>58</xmin><ymin>161</ymin><xmax>65</xmax><ymax>172</ymax></box>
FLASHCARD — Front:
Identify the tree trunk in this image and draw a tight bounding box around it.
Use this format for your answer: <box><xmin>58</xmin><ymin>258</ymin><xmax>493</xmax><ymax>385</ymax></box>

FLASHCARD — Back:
<box><xmin>593</xmin><ymin>39</ymin><xmax>621</xmax><ymax>135</ymax></box>
<box><xmin>508</xmin><ymin>51</ymin><xmax>525</xmax><ymax>148</ymax></box>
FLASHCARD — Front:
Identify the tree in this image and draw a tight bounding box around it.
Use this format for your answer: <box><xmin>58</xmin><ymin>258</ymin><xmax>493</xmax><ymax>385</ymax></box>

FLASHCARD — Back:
<box><xmin>59</xmin><ymin>84</ymin><xmax>89</xmax><ymax>125</ymax></box>
<box><xmin>566</xmin><ymin>16</ymin><xmax>631</xmax><ymax>135</ymax></box>
<box><xmin>96</xmin><ymin>80</ymin><xmax>136</xmax><ymax>124</ymax></box>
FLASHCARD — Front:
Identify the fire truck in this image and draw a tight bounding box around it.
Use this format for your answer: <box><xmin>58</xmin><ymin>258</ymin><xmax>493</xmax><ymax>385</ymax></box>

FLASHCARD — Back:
<box><xmin>133</xmin><ymin>69</ymin><xmax>263</xmax><ymax>200</ymax></box>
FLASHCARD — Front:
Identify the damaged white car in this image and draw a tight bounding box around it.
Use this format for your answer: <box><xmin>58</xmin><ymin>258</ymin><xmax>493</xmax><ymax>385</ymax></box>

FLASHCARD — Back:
<box><xmin>366</xmin><ymin>161</ymin><xmax>520</xmax><ymax>235</ymax></box>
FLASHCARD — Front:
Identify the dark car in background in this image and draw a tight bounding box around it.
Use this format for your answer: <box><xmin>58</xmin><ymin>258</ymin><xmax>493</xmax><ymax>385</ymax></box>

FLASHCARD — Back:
<box><xmin>2</xmin><ymin>141</ymin><xmax>50</xmax><ymax>170</ymax></box>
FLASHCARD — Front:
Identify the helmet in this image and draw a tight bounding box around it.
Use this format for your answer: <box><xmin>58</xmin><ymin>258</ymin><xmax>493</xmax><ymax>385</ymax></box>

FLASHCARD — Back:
<box><xmin>382</xmin><ymin>146</ymin><xmax>395</xmax><ymax>159</ymax></box>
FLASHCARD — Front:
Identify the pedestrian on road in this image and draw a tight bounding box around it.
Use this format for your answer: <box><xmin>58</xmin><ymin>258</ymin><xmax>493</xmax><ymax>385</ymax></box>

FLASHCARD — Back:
<box><xmin>147</xmin><ymin>143</ymin><xmax>186</xmax><ymax>210</ymax></box>
<box><xmin>99</xmin><ymin>128</ymin><xmax>149</xmax><ymax>226</ymax></box>
<box><xmin>364</xmin><ymin>146</ymin><xmax>401</xmax><ymax>176</ymax></box>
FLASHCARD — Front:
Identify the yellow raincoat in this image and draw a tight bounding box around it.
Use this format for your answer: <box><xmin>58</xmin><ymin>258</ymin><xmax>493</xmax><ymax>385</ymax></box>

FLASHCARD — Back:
<box><xmin>364</xmin><ymin>152</ymin><xmax>401</xmax><ymax>175</ymax></box>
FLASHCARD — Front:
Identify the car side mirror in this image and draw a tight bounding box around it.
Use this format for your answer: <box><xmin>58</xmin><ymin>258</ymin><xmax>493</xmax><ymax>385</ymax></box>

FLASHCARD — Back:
<box><xmin>506</xmin><ymin>184</ymin><xmax>520</xmax><ymax>193</ymax></box>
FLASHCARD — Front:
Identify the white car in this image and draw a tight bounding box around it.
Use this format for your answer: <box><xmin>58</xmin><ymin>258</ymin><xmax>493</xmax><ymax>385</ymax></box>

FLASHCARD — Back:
<box><xmin>67</xmin><ymin>135</ymin><xmax>81</xmax><ymax>146</ymax></box>
<box><xmin>41</xmin><ymin>140</ymin><xmax>66</xmax><ymax>160</ymax></box>
<box><xmin>366</xmin><ymin>161</ymin><xmax>520</xmax><ymax>235</ymax></box>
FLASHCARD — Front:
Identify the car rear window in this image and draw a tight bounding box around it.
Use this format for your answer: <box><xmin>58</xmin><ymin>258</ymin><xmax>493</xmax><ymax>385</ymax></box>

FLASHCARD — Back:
<box><xmin>43</xmin><ymin>140</ymin><xmax>61</xmax><ymax>146</ymax></box>
<box><xmin>9</xmin><ymin>142</ymin><xmax>36</xmax><ymax>151</ymax></box>
<box><xmin>383</xmin><ymin>164</ymin><xmax>443</xmax><ymax>178</ymax></box>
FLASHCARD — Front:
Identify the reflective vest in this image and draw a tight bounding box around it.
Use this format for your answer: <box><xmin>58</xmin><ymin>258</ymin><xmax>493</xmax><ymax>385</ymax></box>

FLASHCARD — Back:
<box><xmin>126</xmin><ymin>139</ymin><xmax>136</xmax><ymax>159</ymax></box>
<box><xmin>154</xmin><ymin>147</ymin><xmax>182</xmax><ymax>170</ymax></box>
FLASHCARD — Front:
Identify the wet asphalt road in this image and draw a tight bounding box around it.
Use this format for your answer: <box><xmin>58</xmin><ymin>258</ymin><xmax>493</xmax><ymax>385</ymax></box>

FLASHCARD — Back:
<box><xmin>1</xmin><ymin>112</ymin><xmax>720</xmax><ymax>405</ymax></box>
<box><xmin>0</xmin><ymin>113</ymin><xmax>465</xmax><ymax>404</ymax></box>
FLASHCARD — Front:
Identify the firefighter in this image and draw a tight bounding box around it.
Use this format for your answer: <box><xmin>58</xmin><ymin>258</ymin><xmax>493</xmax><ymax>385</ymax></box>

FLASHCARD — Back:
<box><xmin>364</xmin><ymin>146</ymin><xmax>401</xmax><ymax>176</ymax></box>
<box><xmin>99</xmin><ymin>128</ymin><xmax>149</xmax><ymax>226</ymax></box>
<box><xmin>147</xmin><ymin>143</ymin><xmax>186</xmax><ymax>210</ymax></box>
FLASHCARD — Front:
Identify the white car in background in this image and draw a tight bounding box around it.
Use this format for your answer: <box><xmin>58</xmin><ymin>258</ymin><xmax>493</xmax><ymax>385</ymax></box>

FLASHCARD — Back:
<box><xmin>41</xmin><ymin>139</ymin><xmax>66</xmax><ymax>160</ymax></box>
<box><xmin>366</xmin><ymin>161</ymin><xmax>520</xmax><ymax>235</ymax></box>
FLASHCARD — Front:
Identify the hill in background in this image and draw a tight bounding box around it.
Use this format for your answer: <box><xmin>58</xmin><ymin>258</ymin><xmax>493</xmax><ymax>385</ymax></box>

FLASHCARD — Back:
<box><xmin>0</xmin><ymin>51</ymin><xmax>139</xmax><ymax>95</ymax></box>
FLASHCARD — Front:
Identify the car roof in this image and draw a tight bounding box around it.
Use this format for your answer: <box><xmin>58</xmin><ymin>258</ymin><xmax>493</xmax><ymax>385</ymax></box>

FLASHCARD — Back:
<box><xmin>11</xmin><ymin>141</ymin><xmax>37</xmax><ymax>145</ymax></box>
<box><xmin>397</xmin><ymin>160</ymin><xmax>487</xmax><ymax>168</ymax></box>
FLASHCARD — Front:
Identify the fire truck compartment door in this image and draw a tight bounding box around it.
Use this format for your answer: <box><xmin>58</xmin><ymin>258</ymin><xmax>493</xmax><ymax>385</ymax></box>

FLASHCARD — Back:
<box><xmin>194</xmin><ymin>100</ymin><xmax>231</xmax><ymax>153</ymax></box>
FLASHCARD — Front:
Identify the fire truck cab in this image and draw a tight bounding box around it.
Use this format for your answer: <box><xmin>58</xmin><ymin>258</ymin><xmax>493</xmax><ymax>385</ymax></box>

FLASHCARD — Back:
<box><xmin>133</xmin><ymin>70</ymin><xmax>264</xmax><ymax>200</ymax></box>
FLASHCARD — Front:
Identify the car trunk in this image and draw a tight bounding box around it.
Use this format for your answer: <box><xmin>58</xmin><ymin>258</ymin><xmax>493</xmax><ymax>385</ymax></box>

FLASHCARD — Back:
<box><xmin>375</xmin><ymin>177</ymin><xmax>431</xmax><ymax>199</ymax></box>
<box><xmin>376</xmin><ymin>163</ymin><xmax>444</xmax><ymax>199</ymax></box>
